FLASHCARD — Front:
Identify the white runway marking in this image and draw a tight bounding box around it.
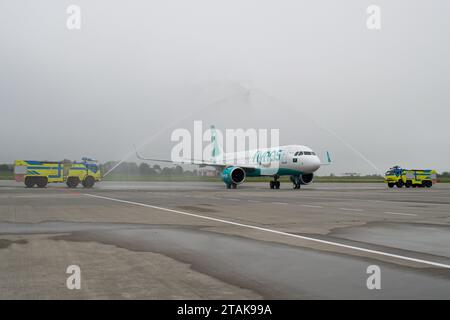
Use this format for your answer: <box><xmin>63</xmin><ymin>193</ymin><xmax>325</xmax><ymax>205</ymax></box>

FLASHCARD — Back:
<box><xmin>84</xmin><ymin>194</ymin><xmax>450</xmax><ymax>269</ymax></box>
<box><xmin>339</xmin><ymin>208</ymin><xmax>364</xmax><ymax>212</ymax></box>
<box><xmin>385</xmin><ymin>212</ymin><xmax>418</xmax><ymax>216</ymax></box>
<box><xmin>300</xmin><ymin>204</ymin><xmax>323</xmax><ymax>208</ymax></box>
<box><xmin>288</xmin><ymin>194</ymin><xmax>448</xmax><ymax>207</ymax></box>
<box><xmin>272</xmin><ymin>202</ymin><xmax>288</xmax><ymax>205</ymax></box>
<box><xmin>228</xmin><ymin>198</ymin><xmax>241</xmax><ymax>201</ymax></box>
<box><xmin>247</xmin><ymin>200</ymin><xmax>261</xmax><ymax>203</ymax></box>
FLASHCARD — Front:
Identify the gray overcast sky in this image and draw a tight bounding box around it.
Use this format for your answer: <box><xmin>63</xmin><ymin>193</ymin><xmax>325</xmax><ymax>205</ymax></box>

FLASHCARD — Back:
<box><xmin>1</xmin><ymin>0</ymin><xmax>449</xmax><ymax>175</ymax></box>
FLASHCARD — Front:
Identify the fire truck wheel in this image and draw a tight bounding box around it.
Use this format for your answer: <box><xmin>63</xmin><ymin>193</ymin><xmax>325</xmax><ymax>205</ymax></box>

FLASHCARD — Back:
<box><xmin>36</xmin><ymin>177</ymin><xmax>48</xmax><ymax>188</ymax></box>
<box><xmin>396</xmin><ymin>181</ymin><xmax>404</xmax><ymax>188</ymax></box>
<box><xmin>66</xmin><ymin>177</ymin><xmax>79</xmax><ymax>188</ymax></box>
<box><xmin>82</xmin><ymin>176</ymin><xmax>95</xmax><ymax>188</ymax></box>
<box><xmin>388</xmin><ymin>183</ymin><xmax>395</xmax><ymax>188</ymax></box>
<box><xmin>25</xmin><ymin>177</ymin><xmax>36</xmax><ymax>188</ymax></box>
<box><xmin>422</xmin><ymin>181</ymin><xmax>432</xmax><ymax>188</ymax></box>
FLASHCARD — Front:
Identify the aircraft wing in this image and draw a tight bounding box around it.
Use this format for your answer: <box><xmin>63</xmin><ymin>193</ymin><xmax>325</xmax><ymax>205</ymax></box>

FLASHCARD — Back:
<box><xmin>134</xmin><ymin>146</ymin><xmax>258</xmax><ymax>171</ymax></box>
<box><xmin>135</xmin><ymin>146</ymin><xmax>228</xmax><ymax>168</ymax></box>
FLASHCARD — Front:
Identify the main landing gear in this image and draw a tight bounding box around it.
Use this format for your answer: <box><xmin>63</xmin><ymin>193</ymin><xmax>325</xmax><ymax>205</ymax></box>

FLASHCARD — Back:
<box><xmin>269</xmin><ymin>176</ymin><xmax>280</xmax><ymax>189</ymax></box>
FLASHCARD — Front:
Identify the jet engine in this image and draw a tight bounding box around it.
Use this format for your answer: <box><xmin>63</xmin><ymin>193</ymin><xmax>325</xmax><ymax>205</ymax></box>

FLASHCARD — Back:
<box><xmin>222</xmin><ymin>166</ymin><xmax>246</xmax><ymax>186</ymax></box>
<box><xmin>299</xmin><ymin>173</ymin><xmax>314</xmax><ymax>185</ymax></box>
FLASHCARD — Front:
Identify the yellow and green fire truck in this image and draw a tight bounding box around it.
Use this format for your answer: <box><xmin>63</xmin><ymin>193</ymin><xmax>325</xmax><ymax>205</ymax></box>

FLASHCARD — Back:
<box><xmin>14</xmin><ymin>157</ymin><xmax>101</xmax><ymax>188</ymax></box>
<box><xmin>385</xmin><ymin>166</ymin><xmax>437</xmax><ymax>188</ymax></box>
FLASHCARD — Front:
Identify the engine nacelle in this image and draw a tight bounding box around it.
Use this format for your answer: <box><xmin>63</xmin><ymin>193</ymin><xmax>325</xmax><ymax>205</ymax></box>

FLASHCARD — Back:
<box><xmin>299</xmin><ymin>173</ymin><xmax>314</xmax><ymax>185</ymax></box>
<box><xmin>222</xmin><ymin>166</ymin><xmax>246</xmax><ymax>185</ymax></box>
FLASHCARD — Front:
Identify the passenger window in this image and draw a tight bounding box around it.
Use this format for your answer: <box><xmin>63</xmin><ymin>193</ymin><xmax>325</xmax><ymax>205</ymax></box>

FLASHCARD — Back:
<box><xmin>293</xmin><ymin>158</ymin><xmax>298</xmax><ymax>162</ymax></box>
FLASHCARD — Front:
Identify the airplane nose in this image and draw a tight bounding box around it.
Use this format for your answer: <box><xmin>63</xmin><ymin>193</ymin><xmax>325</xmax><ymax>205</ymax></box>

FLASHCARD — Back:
<box><xmin>305</xmin><ymin>156</ymin><xmax>320</xmax><ymax>172</ymax></box>
<box><xmin>312</xmin><ymin>156</ymin><xmax>321</xmax><ymax>171</ymax></box>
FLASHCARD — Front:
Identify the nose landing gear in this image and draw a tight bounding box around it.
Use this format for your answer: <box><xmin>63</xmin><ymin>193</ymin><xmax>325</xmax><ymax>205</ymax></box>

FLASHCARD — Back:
<box><xmin>290</xmin><ymin>176</ymin><xmax>301</xmax><ymax>189</ymax></box>
<box><xmin>269</xmin><ymin>175</ymin><xmax>280</xmax><ymax>189</ymax></box>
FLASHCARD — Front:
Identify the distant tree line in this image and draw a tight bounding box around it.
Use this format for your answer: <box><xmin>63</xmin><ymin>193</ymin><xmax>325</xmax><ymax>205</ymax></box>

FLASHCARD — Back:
<box><xmin>1</xmin><ymin>162</ymin><xmax>449</xmax><ymax>178</ymax></box>
<box><xmin>440</xmin><ymin>172</ymin><xmax>450</xmax><ymax>178</ymax></box>
<box><xmin>100</xmin><ymin>161</ymin><xmax>200</xmax><ymax>176</ymax></box>
<box><xmin>0</xmin><ymin>164</ymin><xmax>12</xmax><ymax>172</ymax></box>
<box><xmin>0</xmin><ymin>161</ymin><xmax>204</xmax><ymax>176</ymax></box>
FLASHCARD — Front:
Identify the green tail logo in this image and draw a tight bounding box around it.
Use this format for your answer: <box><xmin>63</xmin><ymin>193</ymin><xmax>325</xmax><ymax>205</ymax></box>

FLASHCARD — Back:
<box><xmin>210</xmin><ymin>125</ymin><xmax>222</xmax><ymax>161</ymax></box>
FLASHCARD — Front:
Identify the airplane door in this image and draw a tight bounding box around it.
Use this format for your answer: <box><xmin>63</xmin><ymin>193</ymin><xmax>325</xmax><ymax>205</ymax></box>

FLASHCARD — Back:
<box><xmin>281</xmin><ymin>150</ymin><xmax>288</xmax><ymax>164</ymax></box>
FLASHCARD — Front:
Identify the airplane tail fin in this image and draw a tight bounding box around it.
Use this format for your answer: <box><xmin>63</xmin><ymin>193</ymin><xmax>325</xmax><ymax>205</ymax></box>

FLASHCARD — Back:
<box><xmin>210</xmin><ymin>125</ymin><xmax>224</xmax><ymax>163</ymax></box>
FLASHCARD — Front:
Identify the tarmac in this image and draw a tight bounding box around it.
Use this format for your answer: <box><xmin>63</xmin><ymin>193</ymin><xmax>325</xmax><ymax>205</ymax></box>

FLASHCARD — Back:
<box><xmin>0</xmin><ymin>180</ymin><xmax>449</xmax><ymax>299</ymax></box>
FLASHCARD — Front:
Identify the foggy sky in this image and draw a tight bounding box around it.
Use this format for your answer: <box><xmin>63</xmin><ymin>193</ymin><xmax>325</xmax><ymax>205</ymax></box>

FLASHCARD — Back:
<box><xmin>1</xmin><ymin>0</ymin><xmax>449</xmax><ymax>175</ymax></box>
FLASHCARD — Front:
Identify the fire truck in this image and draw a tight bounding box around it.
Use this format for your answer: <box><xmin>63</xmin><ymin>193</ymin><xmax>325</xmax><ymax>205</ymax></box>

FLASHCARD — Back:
<box><xmin>14</xmin><ymin>157</ymin><xmax>101</xmax><ymax>188</ymax></box>
<box><xmin>384</xmin><ymin>166</ymin><xmax>437</xmax><ymax>188</ymax></box>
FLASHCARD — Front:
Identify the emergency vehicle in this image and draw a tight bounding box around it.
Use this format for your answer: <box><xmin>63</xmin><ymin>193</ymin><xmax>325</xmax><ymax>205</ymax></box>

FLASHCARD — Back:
<box><xmin>385</xmin><ymin>166</ymin><xmax>437</xmax><ymax>188</ymax></box>
<box><xmin>14</xmin><ymin>157</ymin><xmax>101</xmax><ymax>188</ymax></box>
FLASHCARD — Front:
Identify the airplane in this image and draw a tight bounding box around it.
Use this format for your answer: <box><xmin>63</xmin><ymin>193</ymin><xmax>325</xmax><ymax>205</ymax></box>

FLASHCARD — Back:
<box><xmin>135</xmin><ymin>126</ymin><xmax>331</xmax><ymax>190</ymax></box>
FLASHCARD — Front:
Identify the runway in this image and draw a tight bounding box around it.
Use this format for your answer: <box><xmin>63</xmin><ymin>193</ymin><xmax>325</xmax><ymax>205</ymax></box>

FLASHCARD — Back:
<box><xmin>0</xmin><ymin>180</ymin><xmax>449</xmax><ymax>299</ymax></box>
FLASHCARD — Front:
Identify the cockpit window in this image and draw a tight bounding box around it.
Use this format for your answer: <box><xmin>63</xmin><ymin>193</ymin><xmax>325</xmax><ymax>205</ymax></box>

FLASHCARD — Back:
<box><xmin>304</xmin><ymin>151</ymin><xmax>312</xmax><ymax>155</ymax></box>
<box><xmin>311</xmin><ymin>152</ymin><xmax>316</xmax><ymax>155</ymax></box>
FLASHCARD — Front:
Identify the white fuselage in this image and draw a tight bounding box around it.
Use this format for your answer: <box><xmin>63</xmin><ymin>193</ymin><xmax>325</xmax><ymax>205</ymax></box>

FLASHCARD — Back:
<box><xmin>214</xmin><ymin>145</ymin><xmax>321</xmax><ymax>176</ymax></box>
